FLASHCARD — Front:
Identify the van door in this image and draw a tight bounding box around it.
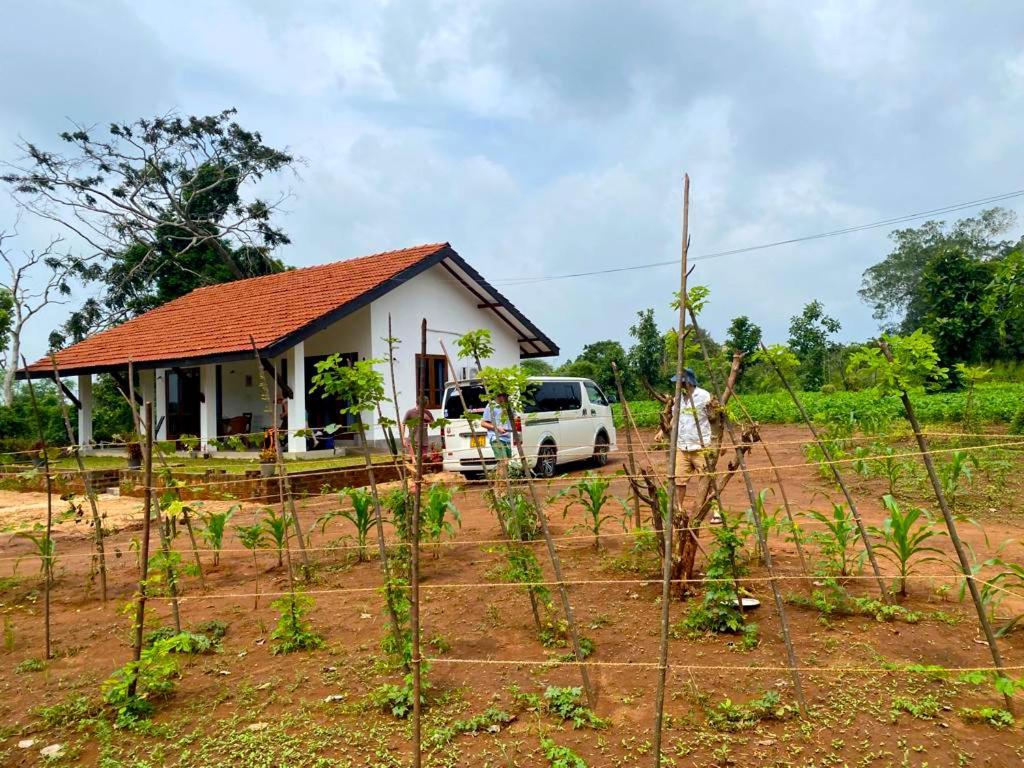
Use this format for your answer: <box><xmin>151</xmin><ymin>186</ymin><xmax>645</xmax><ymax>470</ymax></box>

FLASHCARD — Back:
<box><xmin>583</xmin><ymin>380</ymin><xmax>613</xmax><ymax>453</ymax></box>
<box><xmin>549</xmin><ymin>381</ymin><xmax>588</xmax><ymax>460</ymax></box>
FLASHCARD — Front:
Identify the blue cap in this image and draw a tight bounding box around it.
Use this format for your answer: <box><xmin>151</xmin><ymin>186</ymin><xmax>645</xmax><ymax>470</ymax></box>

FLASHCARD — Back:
<box><xmin>671</xmin><ymin>368</ymin><xmax>698</xmax><ymax>386</ymax></box>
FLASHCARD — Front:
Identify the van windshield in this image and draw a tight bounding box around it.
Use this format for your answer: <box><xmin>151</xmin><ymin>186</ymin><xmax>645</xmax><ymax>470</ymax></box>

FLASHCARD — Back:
<box><xmin>442</xmin><ymin>384</ymin><xmax>487</xmax><ymax>419</ymax></box>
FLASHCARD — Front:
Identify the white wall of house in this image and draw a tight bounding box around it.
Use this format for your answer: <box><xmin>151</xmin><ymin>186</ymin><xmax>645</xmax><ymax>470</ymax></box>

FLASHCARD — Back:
<box><xmin>367</xmin><ymin>262</ymin><xmax>521</xmax><ymax>442</ymax></box>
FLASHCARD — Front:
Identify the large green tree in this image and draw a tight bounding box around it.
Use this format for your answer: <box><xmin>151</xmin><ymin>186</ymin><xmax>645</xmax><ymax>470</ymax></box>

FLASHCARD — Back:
<box><xmin>3</xmin><ymin>109</ymin><xmax>295</xmax><ymax>344</ymax></box>
<box><xmin>557</xmin><ymin>340</ymin><xmax>627</xmax><ymax>396</ymax></box>
<box><xmin>788</xmin><ymin>300</ymin><xmax>841</xmax><ymax>390</ymax></box>
<box><xmin>627</xmin><ymin>308</ymin><xmax>664</xmax><ymax>392</ymax></box>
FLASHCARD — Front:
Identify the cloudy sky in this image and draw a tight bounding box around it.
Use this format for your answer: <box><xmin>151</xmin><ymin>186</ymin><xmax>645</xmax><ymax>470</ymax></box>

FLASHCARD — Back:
<box><xmin>3</xmin><ymin>0</ymin><xmax>1024</xmax><ymax>364</ymax></box>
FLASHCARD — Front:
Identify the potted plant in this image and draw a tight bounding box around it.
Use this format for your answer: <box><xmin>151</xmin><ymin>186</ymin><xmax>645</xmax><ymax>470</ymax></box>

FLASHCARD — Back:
<box><xmin>258</xmin><ymin>446</ymin><xmax>277</xmax><ymax>477</ymax></box>
<box><xmin>180</xmin><ymin>434</ymin><xmax>200</xmax><ymax>459</ymax></box>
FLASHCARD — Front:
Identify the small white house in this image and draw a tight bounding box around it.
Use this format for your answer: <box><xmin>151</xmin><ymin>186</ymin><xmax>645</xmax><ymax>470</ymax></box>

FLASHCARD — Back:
<box><xmin>23</xmin><ymin>243</ymin><xmax>557</xmax><ymax>454</ymax></box>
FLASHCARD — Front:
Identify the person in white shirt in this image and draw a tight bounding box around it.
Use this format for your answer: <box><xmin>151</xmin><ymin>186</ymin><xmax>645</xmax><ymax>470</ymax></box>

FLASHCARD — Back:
<box><xmin>672</xmin><ymin>368</ymin><xmax>716</xmax><ymax>516</ymax></box>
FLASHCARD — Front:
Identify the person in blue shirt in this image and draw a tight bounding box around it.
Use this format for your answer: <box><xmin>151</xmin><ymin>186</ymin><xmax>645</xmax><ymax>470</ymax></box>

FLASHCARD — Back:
<box><xmin>480</xmin><ymin>394</ymin><xmax>513</xmax><ymax>474</ymax></box>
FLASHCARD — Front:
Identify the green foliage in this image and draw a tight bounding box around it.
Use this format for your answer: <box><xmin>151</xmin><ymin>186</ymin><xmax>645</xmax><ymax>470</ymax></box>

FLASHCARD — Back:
<box><xmin>682</xmin><ymin>518</ymin><xmax>750</xmax><ymax>637</ymax></box>
<box><xmin>540</xmin><ymin>736</ymin><xmax>588</xmax><ymax>768</ymax></box>
<box><xmin>260</xmin><ymin>507</ymin><xmax>288</xmax><ymax>567</ymax></box>
<box><xmin>870</xmin><ymin>495</ymin><xmax>946</xmax><ymax>597</ymax></box>
<box><xmin>628</xmin><ymin>308</ymin><xmax>665</xmax><ymax>391</ymax></box>
<box><xmin>752</xmin><ymin>343</ymin><xmax>800</xmax><ymax>384</ymax></box>
<box><xmin>852</xmin><ymin>442</ymin><xmax>914</xmax><ymax>497</ymax></box>
<box><xmin>939</xmin><ymin>450</ymin><xmax>980</xmax><ymax>510</ymax></box>
<box><xmin>11</xmin><ymin>527</ymin><xmax>56</xmax><ymax>583</ymax></box>
<box><xmin>310</xmin><ymin>356</ymin><xmax>387</xmax><ymax>418</ymax></box>
<box><xmin>15</xmin><ymin>657</ymin><xmax>44</xmax><ymax>673</ymax></box>
<box><xmin>199</xmin><ymin>505</ymin><xmax>237</xmax><ymax>566</ymax></box>
<box><xmin>555</xmin><ymin>472</ymin><xmax>622</xmax><ymax>550</ymax></box>
<box><xmin>235</xmin><ymin>523</ymin><xmax>265</xmax><ymax>556</ymax></box>
<box><xmin>846</xmin><ymin>330</ymin><xmax>948</xmax><ymax>395</ymax></box>
<box><xmin>427</xmin><ymin>706</ymin><xmax>513</xmax><ymax>749</ymax></box>
<box><xmin>269</xmin><ymin>593</ymin><xmax>323</xmax><ymax>655</ymax></box>
<box><xmin>725</xmin><ymin>315</ymin><xmax>763</xmax><ymax>359</ymax></box>
<box><xmin>891</xmin><ymin>694</ymin><xmax>940</xmax><ymax>720</ymax></box>
<box><xmin>369</xmin><ymin>673</ymin><xmax>425</xmax><ymax>719</ymax></box>
<box><xmin>556</xmin><ymin>339</ymin><xmax>627</xmax><ymax>396</ymax></box>
<box><xmin>959</xmin><ymin>707</ymin><xmax>1015</xmax><ymax>728</ymax></box>
<box><xmin>803</xmin><ymin>503</ymin><xmax>862</xmax><ymax>578</ymax></box>
<box><xmin>102</xmin><ymin>636</ymin><xmax>180</xmax><ymax>727</ymax></box>
<box><xmin>421</xmin><ymin>482</ymin><xmax>461</xmax><ymax>557</ymax></box>
<box><xmin>317</xmin><ymin>487</ymin><xmax>375</xmax><ymax>561</ymax></box>
<box><xmin>456</xmin><ymin>328</ymin><xmax>495</xmax><ymax>365</ymax></box>
<box><xmin>540</xmin><ymin>686</ymin><xmax>607</xmax><ymax>729</ymax></box>
<box><xmin>1010</xmin><ymin>402</ymin><xmax>1024</xmax><ymax>435</ymax></box>
<box><xmin>975</xmin><ymin>557</ymin><xmax>1024</xmax><ymax>636</ymax></box>
<box><xmin>37</xmin><ymin>695</ymin><xmax>101</xmax><ymax>728</ymax></box>
<box><xmin>478</xmin><ymin>365</ymin><xmax>531</xmax><ymax>406</ymax></box>
<box><xmin>788</xmin><ymin>300</ymin><xmax>842</xmax><ymax>389</ymax></box>
<box><xmin>706</xmin><ymin>690</ymin><xmax>796</xmax><ymax>732</ymax></box>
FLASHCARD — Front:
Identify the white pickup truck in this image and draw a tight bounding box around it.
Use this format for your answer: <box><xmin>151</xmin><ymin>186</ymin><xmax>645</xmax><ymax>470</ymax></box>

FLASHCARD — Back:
<box><xmin>440</xmin><ymin>376</ymin><xmax>618</xmax><ymax>478</ymax></box>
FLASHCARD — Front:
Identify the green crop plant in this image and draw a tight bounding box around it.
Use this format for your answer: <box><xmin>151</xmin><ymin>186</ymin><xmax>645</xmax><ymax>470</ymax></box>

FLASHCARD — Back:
<box><xmin>540</xmin><ymin>736</ymin><xmax>588</xmax><ymax>768</ymax></box>
<box><xmin>959</xmin><ymin>707</ymin><xmax>1015</xmax><ymax>728</ymax></box>
<box><xmin>260</xmin><ymin>506</ymin><xmax>288</xmax><ymax>568</ymax></box>
<box><xmin>939</xmin><ymin>450</ymin><xmax>980</xmax><ymax>511</ymax></box>
<box><xmin>974</xmin><ymin>557</ymin><xmax>1024</xmax><ymax>636</ymax></box>
<box><xmin>870</xmin><ymin>495</ymin><xmax>946</xmax><ymax>597</ymax></box>
<box><xmin>535</xmin><ymin>686</ymin><xmax>606</xmax><ymax>729</ymax></box>
<box><xmin>369</xmin><ymin>668</ymin><xmax>430</xmax><ymax>719</ymax></box>
<box><xmin>316</xmin><ymin>487</ymin><xmax>375</xmax><ymax>562</ymax></box>
<box><xmin>852</xmin><ymin>442</ymin><xmax>914</xmax><ymax>497</ymax></box>
<box><xmin>421</xmin><ymin>482</ymin><xmax>461</xmax><ymax>558</ymax></box>
<box><xmin>234</xmin><ymin>523</ymin><xmax>266</xmax><ymax>608</ymax></box>
<box><xmin>803</xmin><ymin>503</ymin><xmax>862</xmax><ymax>578</ymax></box>
<box><xmin>891</xmin><ymin>694</ymin><xmax>940</xmax><ymax>720</ymax></box>
<box><xmin>706</xmin><ymin>690</ymin><xmax>796</xmax><ymax>732</ymax></box>
<box><xmin>199</xmin><ymin>505</ymin><xmax>237</xmax><ymax>566</ymax></box>
<box><xmin>555</xmin><ymin>472</ymin><xmax>624</xmax><ymax>550</ymax></box>
<box><xmin>269</xmin><ymin>592</ymin><xmax>323</xmax><ymax>655</ymax></box>
<box><xmin>11</xmin><ymin>528</ymin><xmax>56</xmax><ymax>585</ymax></box>
<box><xmin>102</xmin><ymin>636</ymin><xmax>180</xmax><ymax>727</ymax></box>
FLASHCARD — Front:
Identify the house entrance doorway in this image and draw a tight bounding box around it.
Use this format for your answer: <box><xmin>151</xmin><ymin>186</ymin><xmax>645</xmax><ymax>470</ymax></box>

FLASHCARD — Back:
<box><xmin>166</xmin><ymin>367</ymin><xmax>201</xmax><ymax>440</ymax></box>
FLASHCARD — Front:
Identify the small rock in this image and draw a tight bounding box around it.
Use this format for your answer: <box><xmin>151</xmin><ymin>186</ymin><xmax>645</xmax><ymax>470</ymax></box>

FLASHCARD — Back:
<box><xmin>246</xmin><ymin>722</ymin><xmax>270</xmax><ymax>732</ymax></box>
<box><xmin>756</xmin><ymin>739</ymin><xmax>776</xmax><ymax>747</ymax></box>
<box><xmin>217</xmin><ymin>670</ymin><xmax>231</xmax><ymax>676</ymax></box>
<box><xmin>322</xmin><ymin>666</ymin><xmax>337</xmax><ymax>673</ymax></box>
<box><xmin>40</xmin><ymin>744</ymin><xmax>64</xmax><ymax>759</ymax></box>
<box><xmin>17</xmin><ymin>739</ymin><xmax>35</xmax><ymax>749</ymax></box>
<box><xmin>360</xmin><ymin>612</ymin><xmax>373</xmax><ymax>619</ymax></box>
<box><xmin>323</xmin><ymin>694</ymin><xmax>345</xmax><ymax>703</ymax></box>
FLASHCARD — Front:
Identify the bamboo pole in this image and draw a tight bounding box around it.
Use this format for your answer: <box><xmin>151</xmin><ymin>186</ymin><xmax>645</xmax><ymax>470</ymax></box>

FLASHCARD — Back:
<box><xmin>504</xmin><ymin>398</ymin><xmax>595</xmax><ymax>708</ymax></box>
<box><xmin>48</xmin><ymin>358</ymin><xmax>108</xmax><ymax>603</ymax></box>
<box><xmin>128</xmin><ymin>402</ymin><xmax>155</xmax><ymax>698</ymax></box>
<box><xmin>611</xmin><ymin>362</ymin><xmax>642</xmax><ymax>528</ymax></box>
<box><xmin>879</xmin><ymin>340</ymin><xmax>1012</xmax><ymax>712</ymax></box>
<box><xmin>410</xmin><ymin>319</ymin><xmax>427</xmax><ymax>768</ymax></box>
<box><xmin>21</xmin><ymin>366</ymin><xmax>52</xmax><ymax>659</ymax></box>
<box><xmin>653</xmin><ymin>173</ymin><xmax>689</xmax><ymax>767</ymax></box>
<box><xmin>758</xmin><ymin>341</ymin><xmax>890</xmax><ymax>602</ymax></box>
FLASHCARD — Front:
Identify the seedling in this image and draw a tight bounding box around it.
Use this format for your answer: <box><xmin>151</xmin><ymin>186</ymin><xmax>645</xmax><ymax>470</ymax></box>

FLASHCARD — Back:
<box><xmin>421</xmin><ymin>483</ymin><xmax>461</xmax><ymax>558</ymax></box>
<box><xmin>235</xmin><ymin>523</ymin><xmax>266</xmax><ymax>608</ymax></box>
<box><xmin>317</xmin><ymin>487</ymin><xmax>375</xmax><ymax>562</ymax></box>
<box><xmin>199</xmin><ymin>505</ymin><xmax>237</xmax><ymax>566</ymax></box>
<box><xmin>11</xmin><ymin>527</ymin><xmax>56</xmax><ymax>585</ymax></box>
<box><xmin>102</xmin><ymin>636</ymin><xmax>180</xmax><ymax>727</ymax></box>
<box><xmin>540</xmin><ymin>736</ymin><xmax>588</xmax><ymax>768</ymax></box>
<box><xmin>555</xmin><ymin>472</ymin><xmax>624</xmax><ymax>550</ymax></box>
<box><xmin>260</xmin><ymin>507</ymin><xmax>289</xmax><ymax>568</ymax></box>
<box><xmin>269</xmin><ymin>593</ymin><xmax>323</xmax><ymax>655</ymax></box>
<box><xmin>803</xmin><ymin>503</ymin><xmax>862</xmax><ymax>578</ymax></box>
<box><xmin>870</xmin><ymin>495</ymin><xmax>946</xmax><ymax>597</ymax></box>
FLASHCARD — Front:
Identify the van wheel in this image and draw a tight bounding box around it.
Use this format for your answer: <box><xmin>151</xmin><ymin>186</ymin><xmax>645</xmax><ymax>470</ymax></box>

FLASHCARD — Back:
<box><xmin>593</xmin><ymin>433</ymin><xmax>609</xmax><ymax>467</ymax></box>
<box><xmin>535</xmin><ymin>444</ymin><xmax>557</xmax><ymax>478</ymax></box>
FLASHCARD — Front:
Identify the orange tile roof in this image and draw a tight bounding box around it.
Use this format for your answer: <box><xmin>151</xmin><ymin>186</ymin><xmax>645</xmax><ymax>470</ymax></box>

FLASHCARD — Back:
<box><xmin>27</xmin><ymin>243</ymin><xmax>450</xmax><ymax>375</ymax></box>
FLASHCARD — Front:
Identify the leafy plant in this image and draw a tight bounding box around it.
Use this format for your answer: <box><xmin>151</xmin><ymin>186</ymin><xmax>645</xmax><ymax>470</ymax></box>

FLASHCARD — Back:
<box><xmin>369</xmin><ymin>670</ymin><xmax>430</xmax><ymax>719</ymax></box>
<box><xmin>540</xmin><ymin>686</ymin><xmax>606</xmax><ymax>729</ymax></box>
<box><xmin>260</xmin><ymin>506</ymin><xmax>288</xmax><ymax>568</ymax></box>
<box><xmin>706</xmin><ymin>690</ymin><xmax>796</xmax><ymax>732</ymax></box>
<box><xmin>891</xmin><ymin>694</ymin><xmax>940</xmax><ymax>720</ymax></box>
<box><xmin>555</xmin><ymin>473</ymin><xmax>623</xmax><ymax>550</ymax></box>
<box><xmin>317</xmin><ymin>487</ymin><xmax>375</xmax><ymax>562</ymax></box>
<box><xmin>870</xmin><ymin>495</ymin><xmax>946</xmax><ymax>597</ymax></box>
<box><xmin>11</xmin><ymin>528</ymin><xmax>56</xmax><ymax>584</ymax></box>
<box><xmin>102</xmin><ymin>636</ymin><xmax>180</xmax><ymax>727</ymax></box>
<box><xmin>974</xmin><ymin>557</ymin><xmax>1024</xmax><ymax>636</ymax></box>
<box><xmin>199</xmin><ymin>505</ymin><xmax>237</xmax><ymax>566</ymax></box>
<box><xmin>269</xmin><ymin>593</ymin><xmax>323</xmax><ymax>655</ymax></box>
<box><xmin>939</xmin><ymin>450</ymin><xmax>980</xmax><ymax>510</ymax></box>
<box><xmin>235</xmin><ymin>523</ymin><xmax>266</xmax><ymax>608</ymax></box>
<box><xmin>421</xmin><ymin>482</ymin><xmax>461</xmax><ymax>557</ymax></box>
<box><xmin>803</xmin><ymin>503</ymin><xmax>862</xmax><ymax>578</ymax></box>
<box><xmin>681</xmin><ymin>518</ymin><xmax>753</xmax><ymax>641</ymax></box>
<box><xmin>959</xmin><ymin>707</ymin><xmax>1014</xmax><ymax>728</ymax></box>
<box><xmin>540</xmin><ymin>736</ymin><xmax>588</xmax><ymax>768</ymax></box>
<box><xmin>15</xmin><ymin>657</ymin><xmax>44</xmax><ymax>673</ymax></box>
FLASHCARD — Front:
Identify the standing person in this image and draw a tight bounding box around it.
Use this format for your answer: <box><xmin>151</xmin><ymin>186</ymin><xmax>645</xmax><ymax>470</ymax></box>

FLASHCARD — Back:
<box><xmin>404</xmin><ymin>406</ymin><xmax>436</xmax><ymax>462</ymax></box>
<box><xmin>672</xmin><ymin>368</ymin><xmax>717</xmax><ymax>519</ymax></box>
<box><xmin>480</xmin><ymin>393</ymin><xmax>513</xmax><ymax>478</ymax></box>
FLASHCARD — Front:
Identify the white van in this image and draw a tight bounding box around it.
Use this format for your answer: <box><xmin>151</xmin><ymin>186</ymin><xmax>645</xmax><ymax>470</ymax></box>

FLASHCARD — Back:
<box><xmin>440</xmin><ymin>376</ymin><xmax>618</xmax><ymax>478</ymax></box>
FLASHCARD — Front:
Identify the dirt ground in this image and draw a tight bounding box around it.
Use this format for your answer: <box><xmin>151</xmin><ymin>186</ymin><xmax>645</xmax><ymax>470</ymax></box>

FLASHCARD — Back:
<box><xmin>0</xmin><ymin>425</ymin><xmax>1022</xmax><ymax>767</ymax></box>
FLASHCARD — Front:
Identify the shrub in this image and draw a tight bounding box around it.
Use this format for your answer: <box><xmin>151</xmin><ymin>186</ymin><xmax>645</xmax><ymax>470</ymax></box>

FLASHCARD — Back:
<box><xmin>102</xmin><ymin>637</ymin><xmax>180</xmax><ymax>727</ymax></box>
<box><xmin>269</xmin><ymin>593</ymin><xmax>323</xmax><ymax>655</ymax></box>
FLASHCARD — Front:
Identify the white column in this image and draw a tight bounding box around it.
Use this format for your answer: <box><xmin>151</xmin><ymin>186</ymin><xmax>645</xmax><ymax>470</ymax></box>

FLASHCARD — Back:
<box><xmin>77</xmin><ymin>374</ymin><xmax>93</xmax><ymax>447</ymax></box>
<box><xmin>154</xmin><ymin>369</ymin><xmax>168</xmax><ymax>441</ymax></box>
<box><xmin>199</xmin><ymin>364</ymin><xmax>218</xmax><ymax>451</ymax></box>
<box><xmin>287</xmin><ymin>341</ymin><xmax>307</xmax><ymax>454</ymax></box>
<box><xmin>137</xmin><ymin>370</ymin><xmax>155</xmax><ymax>435</ymax></box>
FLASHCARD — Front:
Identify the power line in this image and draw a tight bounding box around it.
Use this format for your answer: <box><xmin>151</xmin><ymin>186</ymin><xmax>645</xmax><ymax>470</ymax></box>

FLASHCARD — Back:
<box><xmin>488</xmin><ymin>187</ymin><xmax>1024</xmax><ymax>286</ymax></box>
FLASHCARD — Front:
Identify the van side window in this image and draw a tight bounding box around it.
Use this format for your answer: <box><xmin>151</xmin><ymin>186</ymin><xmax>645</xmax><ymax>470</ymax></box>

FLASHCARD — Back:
<box><xmin>524</xmin><ymin>381</ymin><xmax>582</xmax><ymax>412</ymax></box>
<box><xmin>584</xmin><ymin>381</ymin><xmax>609</xmax><ymax>406</ymax></box>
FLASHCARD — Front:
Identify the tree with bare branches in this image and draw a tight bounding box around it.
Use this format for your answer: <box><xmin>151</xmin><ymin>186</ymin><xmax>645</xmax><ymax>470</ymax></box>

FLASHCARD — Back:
<box><xmin>0</xmin><ymin>228</ymin><xmax>94</xmax><ymax>405</ymax></box>
<box><xmin>2</xmin><ymin>109</ymin><xmax>295</xmax><ymax>342</ymax></box>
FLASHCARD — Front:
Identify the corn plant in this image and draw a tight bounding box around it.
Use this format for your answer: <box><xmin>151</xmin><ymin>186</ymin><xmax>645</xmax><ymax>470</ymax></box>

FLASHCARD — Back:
<box><xmin>939</xmin><ymin>450</ymin><xmax>980</xmax><ymax>511</ymax></box>
<box><xmin>870</xmin><ymin>495</ymin><xmax>947</xmax><ymax>597</ymax></box>
<box><xmin>422</xmin><ymin>483</ymin><xmax>461</xmax><ymax>558</ymax></box>
<box><xmin>260</xmin><ymin>506</ymin><xmax>288</xmax><ymax>568</ymax></box>
<box><xmin>316</xmin><ymin>487</ymin><xmax>375</xmax><ymax>562</ymax></box>
<box><xmin>199</xmin><ymin>505</ymin><xmax>237</xmax><ymax>566</ymax></box>
<box><xmin>803</xmin><ymin>503</ymin><xmax>862</xmax><ymax>578</ymax></box>
<box><xmin>11</xmin><ymin>528</ymin><xmax>56</xmax><ymax>586</ymax></box>
<box><xmin>852</xmin><ymin>442</ymin><xmax>914</xmax><ymax>497</ymax></box>
<box><xmin>555</xmin><ymin>472</ymin><xmax>623</xmax><ymax>550</ymax></box>
<box><xmin>974</xmin><ymin>557</ymin><xmax>1024</xmax><ymax>637</ymax></box>
<box><xmin>235</xmin><ymin>524</ymin><xmax>266</xmax><ymax>609</ymax></box>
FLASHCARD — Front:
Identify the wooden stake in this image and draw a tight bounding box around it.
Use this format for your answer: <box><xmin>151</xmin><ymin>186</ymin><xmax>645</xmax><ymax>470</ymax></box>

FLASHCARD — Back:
<box><xmin>611</xmin><ymin>362</ymin><xmax>642</xmax><ymax>528</ymax></box>
<box><xmin>879</xmin><ymin>340</ymin><xmax>1013</xmax><ymax>711</ymax></box>
<box><xmin>128</xmin><ymin>402</ymin><xmax>155</xmax><ymax>698</ymax></box>
<box><xmin>759</xmin><ymin>341</ymin><xmax>890</xmax><ymax>602</ymax></box>
<box><xmin>654</xmin><ymin>173</ymin><xmax>689</xmax><ymax>767</ymax></box>
<box><xmin>21</xmin><ymin>366</ymin><xmax>52</xmax><ymax>660</ymax></box>
<box><xmin>49</xmin><ymin>357</ymin><xmax>108</xmax><ymax>603</ymax></box>
<box><xmin>411</xmin><ymin>319</ymin><xmax>428</xmax><ymax>768</ymax></box>
<box><xmin>387</xmin><ymin>314</ymin><xmax>409</xmax><ymax>488</ymax></box>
